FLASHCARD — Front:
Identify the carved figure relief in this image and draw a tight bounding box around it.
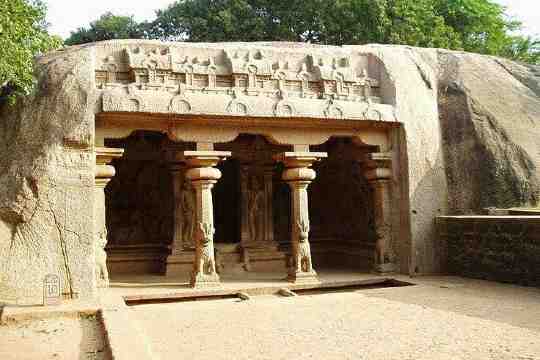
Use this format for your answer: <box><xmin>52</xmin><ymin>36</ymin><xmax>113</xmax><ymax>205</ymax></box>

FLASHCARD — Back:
<box><xmin>357</xmin><ymin>69</ymin><xmax>373</xmax><ymax>101</ymax></box>
<box><xmin>196</xmin><ymin>222</ymin><xmax>216</xmax><ymax>275</ymax></box>
<box><xmin>295</xmin><ymin>219</ymin><xmax>313</xmax><ymax>273</ymax></box>
<box><xmin>375</xmin><ymin>223</ymin><xmax>396</xmax><ymax>265</ymax></box>
<box><xmin>95</xmin><ymin>230</ymin><xmax>109</xmax><ymax>288</ymax></box>
<box><xmin>247</xmin><ymin>175</ymin><xmax>265</xmax><ymax>243</ymax></box>
<box><xmin>181</xmin><ymin>178</ymin><xmax>196</xmax><ymax>248</ymax></box>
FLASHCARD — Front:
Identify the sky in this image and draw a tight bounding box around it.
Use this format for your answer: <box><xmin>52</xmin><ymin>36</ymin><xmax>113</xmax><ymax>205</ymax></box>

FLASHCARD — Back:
<box><xmin>45</xmin><ymin>0</ymin><xmax>540</xmax><ymax>40</ymax></box>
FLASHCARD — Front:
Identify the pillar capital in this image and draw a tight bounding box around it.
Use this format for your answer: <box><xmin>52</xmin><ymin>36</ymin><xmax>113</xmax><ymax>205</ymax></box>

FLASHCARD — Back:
<box><xmin>183</xmin><ymin>150</ymin><xmax>231</xmax><ymax>168</ymax></box>
<box><xmin>185</xmin><ymin>167</ymin><xmax>222</xmax><ymax>183</ymax></box>
<box><xmin>95</xmin><ymin>147</ymin><xmax>124</xmax><ymax>165</ymax></box>
<box><xmin>95</xmin><ymin>147</ymin><xmax>124</xmax><ymax>188</ymax></box>
<box><xmin>359</xmin><ymin>152</ymin><xmax>392</xmax><ymax>181</ymax></box>
<box><xmin>274</xmin><ymin>151</ymin><xmax>327</xmax><ymax>169</ymax></box>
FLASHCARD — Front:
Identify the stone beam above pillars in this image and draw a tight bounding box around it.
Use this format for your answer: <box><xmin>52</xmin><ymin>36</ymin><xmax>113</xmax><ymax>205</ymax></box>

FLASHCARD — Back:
<box><xmin>274</xmin><ymin>151</ymin><xmax>327</xmax><ymax>284</ymax></box>
<box><xmin>94</xmin><ymin>147</ymin><xmax>124</xmax><ymax>289</ymax></box>
<box><xmin>183</xmin><ymin>149</ymin><xmax>231</xmax><ymax>288</ymax></box>
<box><xmin>359</xmin><ymin>152</ymin><xmax>396</xmax><ymax>274</ymax></box>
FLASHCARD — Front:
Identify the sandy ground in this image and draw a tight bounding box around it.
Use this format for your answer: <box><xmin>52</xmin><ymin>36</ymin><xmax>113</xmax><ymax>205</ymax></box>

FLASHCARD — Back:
<box><xmin>1</xmin><ymin>276</ymin><xmax>539</xmax><ymax>359</ymax></box>
<box><xmin>130</xmin><ymin>278</ymin><xmax>540</xmax><ymax>360</ymax></box>
<box><xmin>367</xmin><ymin>276</ymin><xmax>540</xmax><ymax>331</ymax></box>
<box><xmin>0</xmin><ymin>315</ymin><xmax>110</xmax><ymax>360</ymax></box>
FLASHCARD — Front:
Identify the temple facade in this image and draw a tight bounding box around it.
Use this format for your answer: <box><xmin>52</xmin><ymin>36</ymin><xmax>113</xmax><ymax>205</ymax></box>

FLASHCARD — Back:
<box><xmin>2</xmin><ymin>41</ymin><xmax>455</xmax><ymax>304</ymax></box>
<box><xmin>94</xmin><ymin>42</ymin><xmax>402</xmax><ymax>287</ymax></box>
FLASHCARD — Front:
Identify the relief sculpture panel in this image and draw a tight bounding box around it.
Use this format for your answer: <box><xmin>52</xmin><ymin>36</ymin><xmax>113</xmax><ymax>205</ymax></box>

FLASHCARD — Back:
<box><xmin>96</xmin><ymin>44</ymin><xmax>396</xmax><ymax>121</ymax></box>
<box><xmin>247</xmin><ymin>174</ymin><xmax>265</xmax><ymax>244</ymax></box>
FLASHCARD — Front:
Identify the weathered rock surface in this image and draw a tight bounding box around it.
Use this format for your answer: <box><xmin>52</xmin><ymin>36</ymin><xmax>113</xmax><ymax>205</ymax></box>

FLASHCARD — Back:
<box><xmin>433</xmin><ymin>50</ymin><xmax>540</xmax><ymax>213</ymax></box>
<box><xmin>0</xmin><ymin>41</ymin><xmax>538</xmax><ymax>303</ymax></box>
<box><xmin>0</xmin><ymin>46</ymin><xmax>96</xmax><ymax>304</ymax></box>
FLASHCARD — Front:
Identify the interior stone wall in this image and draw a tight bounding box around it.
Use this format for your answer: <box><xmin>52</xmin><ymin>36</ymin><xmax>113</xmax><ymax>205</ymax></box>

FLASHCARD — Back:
<box><xmin>273</xmin><ymin>163</ymin><xmax>291</xmax><ymax>245</ymax></box>
<box><xmin>310</xmin><ymin>138</ymin><xmax>377</xmax><ymax>269</ymax></box>
<box><xmin>214</xmin><ymin>159</ymin><xmax>241</xmax><ymax>243</ymax></box>
<box><xmin>105</xmin><ymin>131</ymin><xmax>174</xmax><ymax>250</ymax></box>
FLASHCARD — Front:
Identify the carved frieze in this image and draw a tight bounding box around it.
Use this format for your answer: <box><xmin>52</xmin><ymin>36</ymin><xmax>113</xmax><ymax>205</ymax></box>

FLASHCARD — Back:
<box><xmin>95</xmin><ymin>43</ymin><xmax>396</xmax><ymax>121</ymax></box>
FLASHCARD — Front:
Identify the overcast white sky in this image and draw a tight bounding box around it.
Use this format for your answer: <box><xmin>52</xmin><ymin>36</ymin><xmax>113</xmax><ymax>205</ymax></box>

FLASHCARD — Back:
<box><xmin>45</xmin><ymin>0</ymin><xmax>540</xmax><ymax>39</ymax></box>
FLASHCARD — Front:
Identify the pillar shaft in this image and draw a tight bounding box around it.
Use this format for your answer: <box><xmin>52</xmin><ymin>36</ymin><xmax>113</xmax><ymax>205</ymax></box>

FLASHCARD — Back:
<box><xmin>372</xmin><ymin>179</ymin><xmax>394</xmax><ymax>267</ymax></box>
<box><xmin>184</xmin><ymin>150</ymin><xmax>230</xmax><ymax>288</ymax></box>
<box><xmin>275</xmin><ymin>151</ymin><xmax>327</xmax><ymax>284</ymax></box>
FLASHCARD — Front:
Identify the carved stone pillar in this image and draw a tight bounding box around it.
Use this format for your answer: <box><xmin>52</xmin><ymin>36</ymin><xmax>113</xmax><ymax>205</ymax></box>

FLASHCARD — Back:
<box><xmin>94</xmin><ymin>147</ymin><xmax>124</xmax><ymax>288</ymax></box>
<box><xmin>275</xmin><ymin>151</ymin><xmax>327</xmax><ymax>283</ymax></box>
<box><xmin>361</xmin><ymin>152</ymin><xmax>396</xmax><ymax>274</ymax></box>
<box><xmin>184</xmin><ymin>150</ymin><xmax>230</xmax><ymax>287</ymax></box>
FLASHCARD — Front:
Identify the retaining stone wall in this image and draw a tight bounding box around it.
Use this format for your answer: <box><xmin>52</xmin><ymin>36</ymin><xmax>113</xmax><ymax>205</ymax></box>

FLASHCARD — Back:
<box><xmin>437</xmin><ymin>216</ymin><xmax>540</xmax><ymax>286</ymax></box>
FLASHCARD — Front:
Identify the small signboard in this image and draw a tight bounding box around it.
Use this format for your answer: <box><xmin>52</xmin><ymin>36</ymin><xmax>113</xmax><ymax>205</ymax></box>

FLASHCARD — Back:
<box><xmin>43</xmin><ymin>274</ymin><xmax>61</xmax><ymax>306</ymax></box>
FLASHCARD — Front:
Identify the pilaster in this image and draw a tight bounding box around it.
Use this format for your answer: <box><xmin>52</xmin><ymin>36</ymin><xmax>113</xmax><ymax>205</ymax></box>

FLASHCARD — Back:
<box><xmin>94</xmin><ymin>147</ymin><xmax>124</xmax><ymax>288</ymax></box>
<box><xmin>164</xmin><ymin>150</ymin><xmax>198</xmax><ymax>276</ymax></box>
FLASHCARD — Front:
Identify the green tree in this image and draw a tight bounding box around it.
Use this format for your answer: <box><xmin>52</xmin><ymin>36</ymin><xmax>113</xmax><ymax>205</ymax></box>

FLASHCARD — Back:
<box><xmin>151</xmin><ymin>0</ymin><xmax>266</xmax><ymax>42</ymax></box>
<box><xmin>150</xmin><ymin>0</ymin><xmax>389</xmax><ymax>43</ymax></box>
<box><xmin>0</xmin><ymin>0</ymin><xmax>61</xmax><ymax>104</ymax></box>
<box><xmin>148</xmin><ymin>0</ymin><xmax>497</xmax><ymax>47</ymax></box>
<box><xmin>384</xmin><ymin>0</ymin><xmax>461</xmax><ymax>49</ymax></box>
<box><xmin>67</xmin><ymin>0</ymin><xmax>540</xmax><ymax>65</ymax></box>
<box><xmin>500</xmin><ymin>36</ymin><xmax>540</xmax><ymax>65</ymax></box>
<box><xmin>65</xmin><ymin>12</ymin><xmax>147</xmax><ymax>46</ymax></box>
<box><xmin>434</xmin><ymin>0</ymin><xmax>513</xmax><ymax>55</ymax></box>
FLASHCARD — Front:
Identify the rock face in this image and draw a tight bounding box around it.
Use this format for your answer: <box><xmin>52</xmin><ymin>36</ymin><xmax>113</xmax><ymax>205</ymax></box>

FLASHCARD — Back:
<box><xmin>0</xmin><ymin>46</ymin><xmax>96</xmax><ymax>304</ymax></box>
<box><xmin>434</xmin><ymin>51</ymin><xmax>540</xmax><ymax>213</ymax></box>
<box><xmin>0</xmin><ymin>41</ymin><xmax>538</xmax><ymax>304</ymax></box>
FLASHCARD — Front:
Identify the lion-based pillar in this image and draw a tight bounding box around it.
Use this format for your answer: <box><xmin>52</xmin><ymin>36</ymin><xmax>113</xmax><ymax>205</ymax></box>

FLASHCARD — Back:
<box><xmin>184</xmin><ymin>150</ymin><xmax>231</xmax><ymax>287</ymax></box>
<box><xmin>360</xmin><ymin>152</ymin><xmax>396</xmax><ymax>274</ymax></box>
<box><xmin>94</xmin><ymin>147</ymin><xmax>124</xmax><ymax>288</ymax></box>
<box><xmin>275</xmin><ymin>151</ymin><xmax>327</xmax><ymax>284</ymax></box>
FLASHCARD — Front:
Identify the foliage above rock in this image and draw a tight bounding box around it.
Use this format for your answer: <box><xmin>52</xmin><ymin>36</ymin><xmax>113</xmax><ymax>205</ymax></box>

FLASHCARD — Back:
<box><xmin>64</xmin><ymin>12</ymin><xmax>148</xmax><ymax>46</ymax></box>
<box><xmin>0</xmin><ymin>0</ymin><xmax>61</xmax><ymax>104</ymax></box>
<box><xmin>65</xmin><ymin>0</ymin><xmax>539</xmax><ymax>65</ymax></box>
